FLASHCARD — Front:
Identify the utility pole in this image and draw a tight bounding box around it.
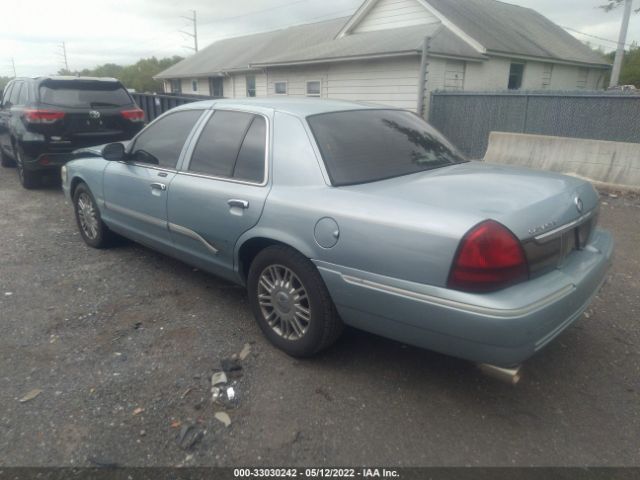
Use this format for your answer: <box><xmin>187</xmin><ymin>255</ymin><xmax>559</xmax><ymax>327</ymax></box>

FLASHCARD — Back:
<box><xmin>180</xmin><ymin>10</ymin><xmax>198</xmax><ymax>52</ymax></box>
<box><xmin>11</xmin><ymin>57</ymin><xmax>17</xmax><ymax>77</ymax></box>
<box><xmin>610</xmin><ymin>0</ymin><xmax>634</xmax><ymax>87</ymax></box>
<box><xmin>58</xmin><ymin>42</ymin><xmax>70</xmax><ymax>72</ymax></box>
<box><xmin>416</xmin><ymin>36</ymin><xmax>431</xmax><ymax>118</ymax></box>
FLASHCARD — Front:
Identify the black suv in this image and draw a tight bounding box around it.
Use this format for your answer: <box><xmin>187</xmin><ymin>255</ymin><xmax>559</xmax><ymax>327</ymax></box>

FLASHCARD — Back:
<box><xmin>0</xmin><ymin>76</ymin><xmax>145</xmax><ymax>188</ymax></box>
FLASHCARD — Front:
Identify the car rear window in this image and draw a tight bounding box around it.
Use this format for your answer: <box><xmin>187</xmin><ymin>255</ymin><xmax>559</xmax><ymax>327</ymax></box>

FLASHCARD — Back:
<box><xmin>307</xmin><ymin>109</ymin><xmax>467</xmax><ymax>186</ymax></box>
<box><xmin>39</xmin><ymin>80</ymin><xmax>132</xmax><ymax>108</ymax></box>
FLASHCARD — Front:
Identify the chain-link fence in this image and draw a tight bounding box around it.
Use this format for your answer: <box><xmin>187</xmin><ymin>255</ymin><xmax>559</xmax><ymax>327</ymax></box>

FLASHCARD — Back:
<box><xmin>429</xmin><ymin>90</ymin><xmax>640</xmax><ymax>159</ymax></box>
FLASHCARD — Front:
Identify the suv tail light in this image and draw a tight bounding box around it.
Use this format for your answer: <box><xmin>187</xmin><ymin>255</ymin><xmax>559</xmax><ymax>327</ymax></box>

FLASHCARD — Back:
<box><xmin>448</xmin><ymin>220</ymin><xmax>529</xmax><ymax>293</ymax></box>
<box><xmin>121</xmin><ymin>109</ymin><xmax>145</xmax><ymax>123</ymax></box>
<box><xmin>24</xmin><ymin>109</ymin><xmax>65</xmax><ymax>124</ymax></box>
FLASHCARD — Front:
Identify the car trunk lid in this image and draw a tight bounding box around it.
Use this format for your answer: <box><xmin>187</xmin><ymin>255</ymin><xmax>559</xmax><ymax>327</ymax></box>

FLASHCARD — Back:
<box><xmin>341</xmin><ymin>161</ymin><xmax>600</xmax><ymax>276</ymax></box>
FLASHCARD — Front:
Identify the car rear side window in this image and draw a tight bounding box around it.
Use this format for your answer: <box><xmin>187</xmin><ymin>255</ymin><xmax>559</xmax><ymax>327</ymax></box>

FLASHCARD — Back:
<box><xmin>307</xmin><ymin>109</ymin><xmax>467</xmax><ymax>186</ymax></box>
<box><xmin>130</xmin><ymin>110</ymin><xmax>203</xmax><ymax>169</ymax></box>
<box><xmin>189</xmin><ymin>110</ymin><xmax>266</xmax><ymax>182</ymax></box>
<box><xmin>17</xmin><ymin>83</ymin><xmax>29</xmax><ymax>105</ymax></box>
<box><xmin>39</xmin><ymin>80</ymin><xmax>132</xmax><ymax>108</ymax></box>
<box><xmin>233</xmin><ymin>117</ymin><xmax>266</xmax><ymax>183</ymax></box>
<box><xmin>8</xmin><ymin>82</ymin><xmax>22</xmax><ymax>106</ymax></box>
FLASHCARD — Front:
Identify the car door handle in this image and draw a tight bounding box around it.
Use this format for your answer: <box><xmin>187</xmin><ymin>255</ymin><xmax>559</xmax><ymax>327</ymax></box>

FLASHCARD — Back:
<box><xmin>227</xmin><ymin>199</ymin><xmax>249</xmax><ymax>209</ymax></box>
<box><xmin>150</xmin><ymin>182</ymin><xmax>167</xmax><ymax>191</ymax></box>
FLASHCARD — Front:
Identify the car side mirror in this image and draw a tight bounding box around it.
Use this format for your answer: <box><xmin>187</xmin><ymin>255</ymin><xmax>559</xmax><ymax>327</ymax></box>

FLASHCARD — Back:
<box><xmin>102</xmin><ymin>142</ymin><xmax>126</xmax><ymax>161</ymax></box>
<box><xmin>131</xmin><ymin>150</ymin><xmax>159</xmax><ymax>166</ymax></box>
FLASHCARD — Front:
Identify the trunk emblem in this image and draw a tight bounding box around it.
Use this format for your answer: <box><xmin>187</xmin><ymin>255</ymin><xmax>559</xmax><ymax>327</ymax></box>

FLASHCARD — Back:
<box><xmin>89</xmin><ymin>110</ymin><xmax>101</xmax><ymax>119</ymax></box>
<box><xmin>575</xmin><ymin>196</ymin><xmax>584</xmax><ymax>213</ymax></box>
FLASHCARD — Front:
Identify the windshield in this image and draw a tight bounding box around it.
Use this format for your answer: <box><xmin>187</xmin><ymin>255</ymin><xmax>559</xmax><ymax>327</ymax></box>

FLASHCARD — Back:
<box><xmin>307</xmin><ymin>109</ymin><xmax>467</xmax><ymax>186</ymax></box>
<box><xmin>39</xmin><ymin>80</ymin><xmax>133</xmax><ymax>108</ymax></box>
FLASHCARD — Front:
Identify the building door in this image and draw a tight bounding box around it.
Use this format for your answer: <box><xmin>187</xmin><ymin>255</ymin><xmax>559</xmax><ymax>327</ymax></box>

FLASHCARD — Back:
<box><xmin>210</xmin><ymin>77</ymin><xmax>224</xmax><ymax>97</ymax></box>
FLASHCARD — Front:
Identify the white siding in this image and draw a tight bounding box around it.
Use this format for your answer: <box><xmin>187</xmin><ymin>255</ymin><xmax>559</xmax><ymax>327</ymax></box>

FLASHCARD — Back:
<box><xmin>443</xmin><ymin>60</ymin><xmax>465</xmax><ymax>90</ymax></box>
<box><xmin>326</xmin><ymin>57</ymin><xmax>421</xmax><ymax>110</ymax></box>
<box><xmin>542</xmin><ymin>64</ymin><xmax>553</xmax><ymax>89</ymax></box>
<box><xmin>267</xmin><ymin>66</ymin><xmax>329</xmax><ymax>97</ymax></box>
<box><xmin>223</xmin><ymin>76</ymin><xmax>234</xmax><ymax>98</ymax></box>
<box><xmin>353</xmin><ymin>0</ymin><xmax>439</xmax><ymax>33</ymax></box>
<box><xmin>463</xmin><ymin>58</ymin><xmax>511</xmax><ymax>90</ymax></box>
<box><xmin>233</xmin><ymin>73</ymin><xmax>267</xmax><ymax>98</ymax></box>
<box><xmin>180</xmin><ymin>77</ymin><xmax>210</xmax><ymax>96</ymax></box>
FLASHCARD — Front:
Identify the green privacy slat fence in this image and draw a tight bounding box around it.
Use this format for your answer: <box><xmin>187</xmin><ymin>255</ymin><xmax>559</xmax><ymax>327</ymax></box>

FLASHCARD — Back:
<box><xmin>131</xmin><ymin>93</ymin><xmax>222</xmax><ymax>122</ymax></box>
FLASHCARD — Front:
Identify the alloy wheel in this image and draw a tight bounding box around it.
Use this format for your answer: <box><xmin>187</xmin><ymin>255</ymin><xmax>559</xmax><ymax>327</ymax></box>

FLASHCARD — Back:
<box><xmin>77</xmin><ymin>192</ymin><xmax>99</xmax><ymax>240</ymax></box>
<box><xmin>257</xmin><ymin>264</ymin><xmax>311</xmax><ymax>340</ymax></box>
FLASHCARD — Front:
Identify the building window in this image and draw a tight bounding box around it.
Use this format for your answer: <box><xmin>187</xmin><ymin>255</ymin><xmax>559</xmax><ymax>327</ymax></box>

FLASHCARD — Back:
<box><xmin>542</xmin><ymin>64</ymin><xmax>554</xmax><ymax>89</ymax></box>
<box><xmin>210</xmin><ymin>77</ymin><xmax>224</xmax><ymax>97</ymax></box>
<box><xmin>576</xmin><ymin>68</ymin><xmax>589</xmax><ymax>89</ymax></box>
<box><xmin>191</xmin><ymin>79</ymin><xmax>198</xmax><ymax>93</ymax></box>
<box><xmin>306</xmin><ymin>80</ymin><xmax>321</xmax><ymax>97</ymax></box>
<box><xmin>508</xmin><ymin>63</ymin><xmax>525</xmax><ymax>90</ymax></box>
<box><xmin>170</xmin><ymin>79</ymin><xmax>182</xmax><ymax>94</ymax></box>
<box><xmin>274</xmin><ymin>81</ymin><xmax>288</xmax><ymax>95</ymax></box>
<box><xmin>246</xmin><ymin>75</ymin><xmax>256</xmax><ymax>97</ymax></box>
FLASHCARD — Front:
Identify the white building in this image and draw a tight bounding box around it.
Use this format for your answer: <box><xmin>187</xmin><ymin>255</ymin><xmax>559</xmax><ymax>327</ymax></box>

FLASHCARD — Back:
<box><xmin>155</xmin><ymin>0</ymin><xmax>611</xmax><ymax>116</ymax></box>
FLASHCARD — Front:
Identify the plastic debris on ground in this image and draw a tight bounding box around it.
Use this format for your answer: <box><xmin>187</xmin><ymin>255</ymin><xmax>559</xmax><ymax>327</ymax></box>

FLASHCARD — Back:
<box><xmin>176</xmin><ymin>424</ymin><xmax>204</xmax><ymax>451</ymax></box>
<box><xmin>221</xmin><ymin>358</ymin><xmax>243</xmax><ymax>379</ymax></box>
<box><xmin>239</xmin><ymin>343</ymin><xmax>252</xmax><ymax>361</ymax></box>
<box><xmin>214</xmin><ymin>411</ymin><xmax>232</xmax><ymax>427</ymax></box>
<box><xmin>19</xmin><ymin>389</ymin><xmax>42</xmax><ymax>403</ymax></box>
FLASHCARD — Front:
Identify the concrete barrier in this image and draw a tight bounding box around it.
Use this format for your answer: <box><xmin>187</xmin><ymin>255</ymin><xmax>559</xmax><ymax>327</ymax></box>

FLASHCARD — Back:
<box><xmin>483</xmin><ymin>132</ymin><xmax>640</xmax><ymax>190</ymax></box>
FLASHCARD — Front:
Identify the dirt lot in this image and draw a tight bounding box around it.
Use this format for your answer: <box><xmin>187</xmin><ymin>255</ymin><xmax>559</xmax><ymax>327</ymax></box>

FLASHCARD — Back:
<box><xmin>0</xmin><ymin>167</ymin><xmax>638</xmax><ymax>467</ymax></box>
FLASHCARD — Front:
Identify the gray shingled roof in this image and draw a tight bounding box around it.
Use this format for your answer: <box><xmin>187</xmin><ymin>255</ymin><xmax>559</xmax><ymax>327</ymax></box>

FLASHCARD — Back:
<box><xmin>252</xmin><ymin>23</ymin><xmax>484</xmax><ymax>66</ymax></box>
<box><xmin>155</xmin><ymin>17</ymin><xmax>348</xmax><ymax>79</ymax></box>
<box><xmin>156</xmin><ymin>0</ymin><xmax>610</xmax><ymax>79</ymax></box>
<box><xmin>427</xmin><ymin>0</ymin><xmax>610</xmax><ymax>66</ymax></box>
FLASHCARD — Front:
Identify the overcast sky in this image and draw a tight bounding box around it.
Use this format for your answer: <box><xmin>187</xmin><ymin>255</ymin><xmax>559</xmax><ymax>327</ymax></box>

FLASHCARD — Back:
<box><xmin>2</xmin><ymin>0</ymin><xmax>639</xmax><ymax>77</ymax></box>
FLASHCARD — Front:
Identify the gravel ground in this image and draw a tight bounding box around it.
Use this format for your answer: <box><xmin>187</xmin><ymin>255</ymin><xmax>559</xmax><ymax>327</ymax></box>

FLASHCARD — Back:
<box><xmin>0</xmin><ymin>166</ymin><xmax>638</xmax><ymax>467</ymax></box>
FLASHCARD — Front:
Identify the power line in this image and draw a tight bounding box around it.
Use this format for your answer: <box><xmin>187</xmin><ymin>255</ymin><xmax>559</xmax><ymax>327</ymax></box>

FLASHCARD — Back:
<box><xmin>561</xmin><ymin>25</ymin><xmax>635</xmax><ymax>48</ymax></box>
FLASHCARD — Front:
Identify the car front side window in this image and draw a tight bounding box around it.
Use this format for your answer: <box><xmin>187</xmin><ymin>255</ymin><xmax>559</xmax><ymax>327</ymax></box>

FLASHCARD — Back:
<box><xmin>129</xmin><ymin>109</ymin><xmax>203</xmax><ymax>169</ymax></box>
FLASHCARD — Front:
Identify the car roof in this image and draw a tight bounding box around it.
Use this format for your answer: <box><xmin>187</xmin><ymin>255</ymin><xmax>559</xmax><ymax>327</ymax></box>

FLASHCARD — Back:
<box><xmin>172</xmin><ymin>97</ymin><xmax>402</xmax><ymax>118</ymax></box>
<box><xmin>39</xmin><ymin>76</ymin><xmax>120</xmax><ymax>83</ymax></box>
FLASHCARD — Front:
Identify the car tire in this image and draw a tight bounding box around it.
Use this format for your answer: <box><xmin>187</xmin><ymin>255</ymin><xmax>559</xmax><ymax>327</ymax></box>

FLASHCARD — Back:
<box><xmin>15</xmin><ymin>146</ymin><xmax>40</xmax><ymax>189</ymax></box>
<box><xmin>73</xmin><ymin>182</ymin><xmax>116</xmax><ymax>249</ymax></box>
<box><xmin>247</xmin><ymin>245</ymin><xmax>344</xmax><ymax>357</ymax></box>
<box><xmin>0</xmin><ymin>146</ymin><xmax>15</xmax><ymax>168</ymax></box>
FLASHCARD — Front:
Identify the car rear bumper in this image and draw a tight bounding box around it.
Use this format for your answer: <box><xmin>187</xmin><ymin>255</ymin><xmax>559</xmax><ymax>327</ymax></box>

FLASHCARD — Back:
<box><xmin>20</xmin><ymin>135</ymin><xmax>132</xmax><ymax>170</ymax></box>
<box><xmin>315</xmin><ymin>228</ymin><xmax>614</xmax><ymax>367</ymax></box>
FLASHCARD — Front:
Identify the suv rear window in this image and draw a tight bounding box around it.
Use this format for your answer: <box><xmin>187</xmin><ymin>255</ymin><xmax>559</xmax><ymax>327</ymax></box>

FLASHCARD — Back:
<box><xmin>39</xmin><ymin>80</ymin><xmax>132</xmax><ymax>108</ymax></box>
<box><xmin>307</xmin><ymin>109</ymin><xmax>467</xmax><ymax>186</ymax></box>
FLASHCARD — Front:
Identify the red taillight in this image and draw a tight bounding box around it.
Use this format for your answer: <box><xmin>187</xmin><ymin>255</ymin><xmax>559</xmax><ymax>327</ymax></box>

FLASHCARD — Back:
<box><xmin>24</xmin><ymin>109</ymin><xmax>65</xmax><ymax>124</ymax></box>
<box><xmin>121</xmin><ymin>108</ymin><xmax>145</xmax><ymax>122</ymax></box>
<box><xmin>448</xmin><ymin>220</ymin><xmax>529</xmax><ymax>293</ymax></box>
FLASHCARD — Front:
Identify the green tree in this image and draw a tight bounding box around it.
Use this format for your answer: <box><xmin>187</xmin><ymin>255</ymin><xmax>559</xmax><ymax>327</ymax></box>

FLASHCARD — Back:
<box><xmin>600</xmin><ymin>1</ymin><xmax>640</xmax><ymax>12</ymax></box>
<box><xmin>57</xmin><ymin>56</ymin><xmax>183</xmax><ymax>93</ymax></box>
<box><xmin>0</xmin><ymin>76</ymin><xmax>11</xmax><ymax>93</ymax></box>
<box><xmin>606</xmin><ymin>46</ymin><xmax>640</xmax><ymax>86</ymax></box>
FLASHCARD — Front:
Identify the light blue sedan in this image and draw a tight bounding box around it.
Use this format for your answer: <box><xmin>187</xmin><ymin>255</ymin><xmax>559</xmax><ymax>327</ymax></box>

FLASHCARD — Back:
<box><xmin>62</xmin><ymin>98</ymin><xmax>613</xmax><ymax>382</ymax></box>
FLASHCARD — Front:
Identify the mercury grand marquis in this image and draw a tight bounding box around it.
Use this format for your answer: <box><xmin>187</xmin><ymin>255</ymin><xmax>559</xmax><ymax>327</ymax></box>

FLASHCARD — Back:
<box><xmin>62</xmin><ymin>98</ymin><xmax>613</xmax><ymax>382</ymax></box>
